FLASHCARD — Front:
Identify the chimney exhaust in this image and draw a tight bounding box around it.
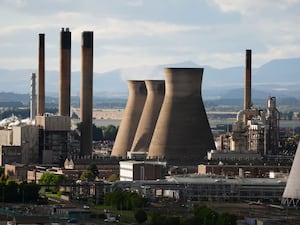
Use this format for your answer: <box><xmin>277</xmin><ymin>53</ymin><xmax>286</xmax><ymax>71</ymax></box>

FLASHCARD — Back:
<box><xmin>80</xmin><ymin>31</ymin><xmax>93</xmax><ymax>156</ymax></box>
<box><xmin>37</xmin><ymin>33</ymin><xmax>45</xmax><ymax>115</ymax></box>
<box><xmin>244</xmin><ymin>49</ymin><xmax>252</xmax><ymax>122</ymax></box>
<box><xmin>59</xmin><ymin>27</ymin><xmax>71</xmax><ymax>116</ymax></box>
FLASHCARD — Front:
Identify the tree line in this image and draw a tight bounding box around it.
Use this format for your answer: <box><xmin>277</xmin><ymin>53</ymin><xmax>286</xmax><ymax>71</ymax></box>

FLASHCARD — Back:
<box><xmin>0</xmin><ymin>175</ymin><xmax>40</xmax><ymax>203</ymax></box>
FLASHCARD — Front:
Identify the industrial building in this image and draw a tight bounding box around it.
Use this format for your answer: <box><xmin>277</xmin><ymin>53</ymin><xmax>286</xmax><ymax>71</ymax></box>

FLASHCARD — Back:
<box><xmin>233</xmin><ymin>50</ymin><xmax>279</xmax><ymax>155</ymax></box>
<box><xmin>119</xmin><ymin>160</ymin><xmax>166</xmax><ymax>181</ymax></box>
<box><xmin>111</xmin><ymin>175</ymin><xmax>286</xmax><ymax>203</ymax></box>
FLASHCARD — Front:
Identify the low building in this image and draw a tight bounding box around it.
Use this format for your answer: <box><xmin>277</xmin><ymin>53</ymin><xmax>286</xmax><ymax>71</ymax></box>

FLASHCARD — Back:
<box><xmin>112</xmin><ymin>174</ymin><xmax>287</xmax><ymax>203</ymax></box>
<box><xmin>0</xmin><ymin>145</ymin><xmax>22</xmax><ymax>166</ymax></box>
<box><xmin>5</xmin><ymin>163</ymin><xmax>28</xmax><ymax>181</ymax></box>
<box><xmin>119</xmin><ymin>160</ymin><xmax>167</xmax><ymax>181</ymax></box>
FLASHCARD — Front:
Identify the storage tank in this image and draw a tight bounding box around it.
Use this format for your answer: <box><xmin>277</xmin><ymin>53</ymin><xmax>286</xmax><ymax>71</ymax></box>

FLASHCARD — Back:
<box><xmin>147</xmin><ymin>68</ymin><xmax>215</xmax><ymax>165</ymax></box>
<box><xmin>111</xmin><ymin>81</ymin><xmax>147</xmax><ymax>158</ymax></box>
<box><xmin>131</xmin><ymin>80</ymin><xmax>165</xmax><ymax>153</ymax></box>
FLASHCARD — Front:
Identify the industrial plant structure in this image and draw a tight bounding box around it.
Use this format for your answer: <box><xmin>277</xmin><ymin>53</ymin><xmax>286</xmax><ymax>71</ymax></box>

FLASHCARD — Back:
<box><xmin>130</xmin><ymin>80</ymin><xmax>165</xmax><ymax>155</ymax></box>
<box><xmin>112</xmin><ymin>68</ymin><xmax>216</xmax><ymax>165</ymax></box>
<box><xmin>282</xmin><ymin>141</ymin><xmax>300</xmax><ymax>207</ymax></box>
<box><xmin>0</xmin><ymin>28</ymin><xmax>94</xmax><ymax>166</ymax></box>
<box><xmin>111</xmin><ymin>81</ymin><xmax>147</xmax><ymax>158</ymax></box>
<box><xmin>211</xmin><ymin>50</ymin><xmax>280</xmax><ymax>158</ymax></box>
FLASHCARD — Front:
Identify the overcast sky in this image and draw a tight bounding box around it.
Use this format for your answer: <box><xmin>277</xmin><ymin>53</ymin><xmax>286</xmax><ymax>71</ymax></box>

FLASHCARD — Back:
<box><xmin>0</xmin><ymin>0</ymin><xmax>300</xmax><ymax>73</ymax></box>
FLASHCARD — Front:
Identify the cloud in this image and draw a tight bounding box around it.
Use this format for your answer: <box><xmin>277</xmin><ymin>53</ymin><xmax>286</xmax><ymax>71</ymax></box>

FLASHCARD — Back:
<box><xmin>212</xmin><ymin>0</ymin><xmax>300</xmax><ymax>15</ymax></box>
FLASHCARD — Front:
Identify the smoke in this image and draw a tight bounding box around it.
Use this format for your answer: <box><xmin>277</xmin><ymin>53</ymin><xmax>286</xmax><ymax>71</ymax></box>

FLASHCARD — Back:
<box><xmin>120</xmin><ymin>64</ymin><xmax>164</xmax><ymax>81</ymax></box>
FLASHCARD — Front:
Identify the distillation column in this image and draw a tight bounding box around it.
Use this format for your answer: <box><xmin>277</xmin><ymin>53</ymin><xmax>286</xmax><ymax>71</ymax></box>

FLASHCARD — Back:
<box><xmin>80</xmin><ymin>31</ymin><xmax>93</xmax><ymax>156</ymax></box>
<box><xmin>30</xmin><ymin>73</ymin><xmax>37</xmax><ymax>121</ymax></box>
<box><xmin>111</xmin><ymin>81</ymin><xmax>147</xmax><ymax>158</ymax></box>
<box><xmin>131</xmin><ymin>80</ymin><xmax>165</xmax><ymax>153</ymax></box>
<box><xmin>148</xmin><ymin>68</ymin><xmax>215</xmax><ymax>165</ymax></box>
<box><xmin>244</xmin><ymin>49</ymin><xmax>252</xmax><ymax>123</ymax></box>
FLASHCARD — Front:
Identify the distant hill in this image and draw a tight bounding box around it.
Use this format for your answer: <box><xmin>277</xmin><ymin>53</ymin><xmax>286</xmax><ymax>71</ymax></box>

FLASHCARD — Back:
<box><xmin>0</xmin><ymin>57</ymin><xmax>299</xmax><ymax>103</ymax></box>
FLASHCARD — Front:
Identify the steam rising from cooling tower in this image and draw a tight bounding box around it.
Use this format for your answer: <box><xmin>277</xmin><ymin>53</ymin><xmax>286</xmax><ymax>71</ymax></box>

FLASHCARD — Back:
<box><xmin>111</xmin><ymin>81</ymin><xmax>147</xmax><ymax>158</ymax></box>
<box><xmin>131</xmin><ymin>80</ymin><xmax>165</xmax><ymax>153</ymax></box>
<box><xmin>147</xmin><ymin>68</ymin><xmax>215</xmax><ymax>165</ymax></box>
<box><xmin>80</xmin><ymin>31</ymin><xmax>93</xmax><ymax>156</ymax></box>
<box><xmin>37</xmin><ymin>33</ymin><xmax>45</xmax><ymax>115</ymax></box>
<box><xmin>59</xmin><ymin>28</ymin><xmax>71</xmax><ymax>116</ymax></box>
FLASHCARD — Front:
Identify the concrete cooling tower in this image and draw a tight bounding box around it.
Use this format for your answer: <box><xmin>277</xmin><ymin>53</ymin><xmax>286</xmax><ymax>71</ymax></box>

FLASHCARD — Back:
<box><xmin>282</xmin><ymin>141</ymin><xmax>300</xmax><ymax>207</ymax></box>
<box><xmin>130</xmin><ymin>80</ymin><xmax>165</xmax><ymax>153</ymax></box>
<box><xmin>111</xmin><ymin>81</ymin><xmax>147</xmax><ymax>158</ymax></box>
<box><xmin>147</xmin><ymin>68</ymin><xmax>216</xmax><ymax>165</ymax></box>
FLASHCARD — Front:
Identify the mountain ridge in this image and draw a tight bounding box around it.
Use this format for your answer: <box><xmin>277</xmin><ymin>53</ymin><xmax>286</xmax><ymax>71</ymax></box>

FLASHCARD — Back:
<box><xmin>0</xmin><ymin>57</ymin><xmax>299</xmax><ymax>100</ymax></box>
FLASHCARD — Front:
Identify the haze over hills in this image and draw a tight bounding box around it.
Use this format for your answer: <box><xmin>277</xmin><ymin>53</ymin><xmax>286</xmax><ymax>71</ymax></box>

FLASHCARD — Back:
<box><xmin>0</xmin><ymin>57</ymin><xmax>299</xmax><ymax>105</ymax></box>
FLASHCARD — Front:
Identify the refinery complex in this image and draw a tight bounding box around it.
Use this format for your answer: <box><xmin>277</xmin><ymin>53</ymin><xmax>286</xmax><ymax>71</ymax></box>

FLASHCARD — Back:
<box><xmin>0</xmin><ymin>28</ymin><xmax>300</xmax><ymax>223</ymax></box>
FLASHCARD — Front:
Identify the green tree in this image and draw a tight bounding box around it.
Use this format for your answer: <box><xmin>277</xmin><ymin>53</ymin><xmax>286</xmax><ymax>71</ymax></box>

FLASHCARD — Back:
<box><xmin>39</xmin><ymin>172</ymin><xmax>65</xmax><ymax>192</ymax></box>
<box><xmin>107</xmin><ymin>174</ymin><xmax>119</xmax><ymax>182</ymax></box>
<box><xmin>101</xmin><ymin>125</ymin><xmax>118</xmax><ymax>140</ymax></box>
<box><xmin>19</xmin><ymin>182</ymin><xmax>40</xmax><ymax>203</ymax></box>
<box><xmin>105</xmin><ymin>190</ymin><xmax>147</xmax><ymax>210</ymax></box>
<box><xmin>5</xmin><ymin>180</ymin><xmax>18</xmax><ymax>202</ymax></box>
<box><xmin>216</xmin><ymin>212</ymin><xmax>237</xmax><ymax>225</ymax></box>
<box><xmin>134</xmin><ymin>209</ymin><xmax>147</xmax><ymax>224</ymax></box>
<box><xmin>80</xmin><ymin>164</ymin><xmax>99</xmax><ymax>181</ymax></box>
<box><xmin>93</xmin><ymin>124</ymin><xmax>103</xmax><ymax>141</ymax></box>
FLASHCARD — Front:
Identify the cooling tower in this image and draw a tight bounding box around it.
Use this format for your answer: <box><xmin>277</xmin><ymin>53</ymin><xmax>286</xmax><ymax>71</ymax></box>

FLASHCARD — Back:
<box><xmin>59</xmin><ymin>28</ymin><xmax>71</xmax><ymax>116</ymax></box>
<box><xmin>37</xmin><ymin>33</ymin><xmax>45</xmax><ymax>115</ymax></box>
<box><xmin>111</xmin><ymin>81</ymin><xmax>147</xmax><ymax>158</ymax></box>
<box><xmin>282</xmin><ymin>141</ymin><xmax>300</xmax><ymax>207</ymax></box>
<box><xmin>147</xmin><ymin>68</ymin><xmax>215</xmax><ymax>165</ymax></box>
<box><xmin>80</xmin><ymin>31</ymin><xmax>93</xmax><ymax>156</ymax></box>
<box><xmin>130</xmin><ymin>80</ymin><xmax>165</xmax><ymax>153</ymax></box>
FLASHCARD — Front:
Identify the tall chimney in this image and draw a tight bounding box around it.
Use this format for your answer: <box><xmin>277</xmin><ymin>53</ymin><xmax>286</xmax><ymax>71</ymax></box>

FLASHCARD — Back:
<box><xmin>80</xmin><ymin>31</ymin><xmax>93</xmax><ymax>156</ymax></box>
<box><xmin>244</xmin><ymin>49</ymin><xmax>252</xmax><ymax>122</ymax></box>
<box><xmin>30</xmin><ymin>73</ymin><xmax>37</xmax><ymax>121</ymax></box>
<box><xmin>59</xmin><ymin>28</ymin><xmax>71</xmax><ymax>116</ymax></box>
<box><xmin>147</xmin><ymin>68</ymin><xmax>215</xmax><ymax>165</ymax></box>
<box><xmin>37</xmin><ymin>33</ymin><xmax>45</xmax><ymax>115</ymax></box>
<box><xmin>111</xmin><ymin>81</ymin><xmax>147</xmax><ymax>158</ymax></box>
<box><xmin>130</xmin><ymin>80</ymin><xmax>165</xmax><ymax>153</ymax></box>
